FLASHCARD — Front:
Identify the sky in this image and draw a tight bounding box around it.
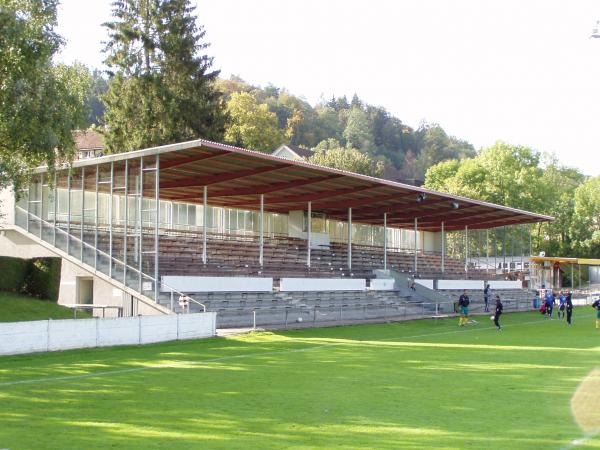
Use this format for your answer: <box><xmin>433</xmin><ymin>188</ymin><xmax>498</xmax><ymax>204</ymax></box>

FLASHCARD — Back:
<box><xmin>56</xmin><ymin>0</ymin><xmax>600</xmax><ymax>176</ymax></box>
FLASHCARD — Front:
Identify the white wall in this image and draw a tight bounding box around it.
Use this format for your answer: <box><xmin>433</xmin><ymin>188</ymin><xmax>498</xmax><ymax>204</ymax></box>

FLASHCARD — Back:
<box><xmin>416</xmin><ymin>279</ymin><xmax>435</xmax><ymax>289</ymax></box>
<box><xmin>161</xmin><ymin>276</ymin><xmax>273</xmax><ymax>293</ymax></box>
<box><xmin>280</xmin><ymin>278</ymin><xmax>366</xmax><ymax>291</ymax></box>
<box><xmin>0</xmin><ymin>229</ymin><xmax>55</xmax><ymax>258</ymax></box>
<box><xmin>287</xmin><ymin>210</ymin><xmax>330</xmax><ymax>248</ymax></box>
<box><xmin>438</xmin><ymin>280</ymin><xmax>484</xmax><ymax>290</ymax></box>
<box><xmin>488</xmin><ymin>280</ymin><xmax>523</xmax><ymax>290</ymax></box>
<box><xmin>369</xmin><ymin>279</ymin><xmax>395</xmax><ymax>290</ymax></box>
<box><xmin>0</xmin><ymin>312</ymin><xmax>217</xmax><ymax>356</ymax></box>
<box><xmin>0</xmin><ymin>187</ymin><xmax>15</xmax><ymax>226</ymax></box>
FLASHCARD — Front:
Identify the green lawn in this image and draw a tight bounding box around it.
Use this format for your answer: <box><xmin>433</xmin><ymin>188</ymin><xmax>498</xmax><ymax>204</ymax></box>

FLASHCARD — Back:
<box><xmin>0</xmin><ymin>309</ymin><xmax>599</xmax><ymax>449</ymax></box>
<box><xmin>0</xmin><ymin>291</ymin><xmax>90</xmax><ymax>322</ymax></box>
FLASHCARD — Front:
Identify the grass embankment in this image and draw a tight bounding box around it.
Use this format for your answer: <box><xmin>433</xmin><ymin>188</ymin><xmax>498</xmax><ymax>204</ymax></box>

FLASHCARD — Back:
<box><xmin>0</xmin><ymin>309</ymin><xmax>599</xmax><ymax>449</ymax></box>
<box><xmin>0</xmin><ymin>291</ymin><xmax>90</xmax><ymax>322</ymax></box>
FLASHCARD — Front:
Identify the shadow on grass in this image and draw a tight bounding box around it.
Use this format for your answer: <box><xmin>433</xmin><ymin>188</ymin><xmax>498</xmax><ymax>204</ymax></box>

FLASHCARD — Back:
<box><xmin>0</xmin><ymin>310</ymin><xmax>599</xmax><ymax>449</ymax></box>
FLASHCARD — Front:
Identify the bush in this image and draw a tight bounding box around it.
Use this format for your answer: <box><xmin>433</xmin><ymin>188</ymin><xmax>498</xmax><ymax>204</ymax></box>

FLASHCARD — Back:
<box><xmin>23</xmin><ymin>258</ymin><xmax>62</xmax><ymax>301</ymax></box>
<box><xmin>0</xmin><ymin>257</ymin><xmax>28</xmax><ymax>292</ymax></box>
<box><xmin>0</xmin><ymin>256</ymin><xmax>62</xmax><ymax>301</ymax></box>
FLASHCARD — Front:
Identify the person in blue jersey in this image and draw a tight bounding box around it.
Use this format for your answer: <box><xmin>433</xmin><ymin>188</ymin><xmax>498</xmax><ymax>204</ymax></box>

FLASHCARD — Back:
<box><xmin>557</xmin><ymin>291</ymin><xmax>567</xmax><ymax>320</ymax></box>
<box><xmin>544</xmin><ymin>290</ymin><xmax>555</xmax><ymax>319</ymax></box>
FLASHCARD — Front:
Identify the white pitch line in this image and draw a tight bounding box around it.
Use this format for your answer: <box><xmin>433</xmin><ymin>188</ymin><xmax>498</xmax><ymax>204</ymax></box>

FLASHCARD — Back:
<box><xmin>0</xmin><ymin>315</ymin><xmax>592</xmax><ymax>388</ymax></box>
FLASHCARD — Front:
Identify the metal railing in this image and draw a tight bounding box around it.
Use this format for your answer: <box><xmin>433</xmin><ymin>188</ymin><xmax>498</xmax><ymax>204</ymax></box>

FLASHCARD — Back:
<box><xmin>216</xmin><ymin>298</ymin><xmax>538</xmax><ymax>330</ymax></box>
<box><xmin>14</xmin><ymin>206</ymin><xmax>206</xmax><ymax>313</ymax></box>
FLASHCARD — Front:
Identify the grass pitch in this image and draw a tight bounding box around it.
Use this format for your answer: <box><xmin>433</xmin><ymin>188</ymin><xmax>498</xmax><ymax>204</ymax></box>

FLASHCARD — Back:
<box><xmin>0</xmin><ymin>309</ymin><xmax>599</xmax><ymax>449</ymax></box>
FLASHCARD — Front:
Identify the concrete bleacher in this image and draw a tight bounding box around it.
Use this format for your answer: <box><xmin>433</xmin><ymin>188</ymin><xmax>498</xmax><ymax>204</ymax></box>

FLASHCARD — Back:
<box><xmin>159</xmin><ymin>289</ymin><xmax>425</xmax><ymax>328</ymax></box>
<box><xmin>69</xmin><ymin>223</ymin><xmax>496</xmax><ymax>282</ymax></box>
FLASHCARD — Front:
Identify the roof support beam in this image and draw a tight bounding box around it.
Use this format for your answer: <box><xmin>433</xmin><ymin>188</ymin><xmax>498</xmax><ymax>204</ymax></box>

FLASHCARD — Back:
<box><xmin>160</xmin><ymin>163</ymin><xmax>290</xmax><ymax>189</ymax></box>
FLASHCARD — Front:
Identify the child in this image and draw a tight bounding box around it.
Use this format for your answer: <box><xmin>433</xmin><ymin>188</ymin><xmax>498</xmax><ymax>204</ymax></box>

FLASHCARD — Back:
<box><xmin>493</xmin><ymin>295</ymin><xmax>503</xmax><ymax>331</ymax></box>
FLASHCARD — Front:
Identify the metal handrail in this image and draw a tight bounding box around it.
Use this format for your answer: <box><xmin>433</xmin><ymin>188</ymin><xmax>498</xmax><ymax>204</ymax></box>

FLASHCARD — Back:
<box><xmin>15</xmin><ymin>207</ymin><xmax>206</xmax><ymax>312</ymax></box>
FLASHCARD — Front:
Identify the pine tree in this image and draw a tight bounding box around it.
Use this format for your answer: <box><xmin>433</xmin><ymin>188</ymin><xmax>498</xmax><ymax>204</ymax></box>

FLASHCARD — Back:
<box><xmin>102</xmin><ymin>0</ymin><xmax>227</xmax><ymax>153</ymax></box>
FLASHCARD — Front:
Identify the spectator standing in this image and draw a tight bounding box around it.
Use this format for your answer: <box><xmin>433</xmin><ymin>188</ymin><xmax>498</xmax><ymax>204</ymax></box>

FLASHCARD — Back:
<box><xmin>557</xmin><ymin>291</ymin><xmax>566</xmax><ymax>320</ymax></box>
<box><xmin>483</xmin><ymin>283</ymin><xmax>491</xmax><ymax>312</ymax></box>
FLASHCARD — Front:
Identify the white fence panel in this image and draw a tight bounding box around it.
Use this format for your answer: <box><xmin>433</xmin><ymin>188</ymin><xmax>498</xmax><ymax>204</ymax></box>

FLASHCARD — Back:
<box><xmin>48</xmin><ymin>318</ymin><xmax>96</xmax><ymax>351</ymax></box>
<box><xmin>178</xmin><ymin>312</ymin><xmax>217</xmax><ymax>340</ymax></box>
<box><xmin>97</xmin><ymin>317</ymin><xmax>140</xmax><ymax>347</ymax></box>
<box><xmin>437</xmin><ymin>280</ymin><xmax>484</xmax><ymax>290</ymax></box>
<box><xmin>280</xmin><ymin>278</ymin><xmax>366</xmax><ymax>292</ymax></box>
<box><xmin>416</xmin><ymin>279</ymin><xmax>435</xmax><ymax>289</ymax></box>
<box><xmin>0</xmin><ymin>320</ymin><xmax>48</xmax><ymax>355</ymax></box>
<box><xmin>140</xmin><ymin>315</ymin><xmax>178</xmax><ymax>344</ymax></box>
<box><xmin>488</xmin><ymin>280</ymin><xmax>523</xmax><ymax>290</ymax></box>
<box><xmin>369</xmin><ymin>279</ymin><xmax>395</xmax><ymax>290</ymax></box>
<box><xmin>161</xmin><ymin>276</ymin><xmax>273</xmax><ymax>292</ymax></box>
<box><xmin>0</xmin><ymin>313</ymin><xmax>217</xmax><ymax>356</ymax></box>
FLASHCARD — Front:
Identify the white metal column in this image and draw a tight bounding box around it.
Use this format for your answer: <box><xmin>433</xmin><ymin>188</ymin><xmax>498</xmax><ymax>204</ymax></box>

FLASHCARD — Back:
<box><xmin>66</xmin><ymin>169</ymin><xmax>71</xmax><ymax>254</ymax></box>
<box><xmin>123</xmin><ymin>160</ymin><xmax>129</xmax><ymax>285</ymax></box>
<box><xmin>80</xmin><ymin>167</ymin><xmax>85</xmax><ymax>261</ymax></box>
<box><xmin>383</xmin><ymin>213</ymin><xmax>387</xmax><ymax>270</ymax></box>
<box><xmin>441</xmin><ymin>221</ymin><xmax>445</xmax><ymax>273</ymax></box>
<box><xmin>109</xmin><ymin>162</ymin><xmax>114</xmax><ymax>278</ymax></box>
<box><xmin>94</xmin><ymin>165</ymin><xmax>99</xmax><ymax>270</ymax></box>
<box><xmin>138</xmin><ymin>157</ymin><xmax>144</xmax><ymax>292</ymax></box>
<box><xmin>202</xmin><ymin>186</ymin><xmax>207</xmax><ymax>264</ymax></box>
<box><xmin>52</xmin><ymin>172</ymin><xmax>57</xmax><ymax>247</ymax></box>
<box><xmin>413</xmin><ymin>218</ymin><xmax>418</xmax><ymax>274</ymax></box>
<box><xmin>348</xmin><ymin>207</ymin><xmax>352</xmax><ymax>270</ymax></box>
<box><xmin>154</xmin><ymin>155</ymin><xmax>160</xmax><ymax>302</ymax></box>
<box><xmin>307</xmin><ymin>201</ymin><xmax>312</xmax><ymax>268</ymax></box>
<box><xmin>486</xmin><ymin>229</ymin><xmax>489</xmax><ymax>273</ymax></box>
<box><xmin>259</xmin><ymin>194</ymin><xmax>264</xmax><ymax>266</ymax></box>
<box><xmin>465</xmin><ymin>225</ymin><xmax>469</xmax><ymax>273</ymax></box>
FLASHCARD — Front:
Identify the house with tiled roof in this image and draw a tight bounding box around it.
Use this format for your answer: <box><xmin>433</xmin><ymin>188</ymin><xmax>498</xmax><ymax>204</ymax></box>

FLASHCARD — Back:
<box><xmin>73</xmin><ymin>130</ymin><xmax>105</xmax><ymax>159</ymax></box>
<box><xmin>271</xmin><ymin>144</ymin><xmax>314</xmax><ymax>161</ymax></box>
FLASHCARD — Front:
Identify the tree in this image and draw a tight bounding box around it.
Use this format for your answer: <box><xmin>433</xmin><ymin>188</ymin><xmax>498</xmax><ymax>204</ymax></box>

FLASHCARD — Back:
<box><xmin>224</xmin><ymin>92</ymin><xmax>284</xmax><ymax>152</ymax></box>
<box><xmin>84</xmin><ymin>69</ymin><xmax>109</xmax><ymax>127</ymax></box>
<box><xmin>343</xmin><ymin>106</ymin><xmax>374</xmax><ymax>152</ymax></box>
<box><xmin>0</xmin><ymin>0</ymin><xmax>90</xmax><ymax>192</ymax></box>
<box><xmin>309</xmin><ymin>139</ymin><xmax>384</xmax><ymax>177</ymax></box>
<box><xmin>102</xmin><ymin>0</ymin><xmax>227</xmax><ymax>153</ymax></box>
<box><xmin>571</xmin><ymin>176</ymin><xmax>600</xmax><ymax>257</ymax></box>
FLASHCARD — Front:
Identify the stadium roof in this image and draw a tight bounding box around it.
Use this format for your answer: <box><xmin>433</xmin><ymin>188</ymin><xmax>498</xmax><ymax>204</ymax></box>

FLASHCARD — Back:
<box><xmin>529</xmin><ymin>257</ymin><xmax>600</xmax><ymax>266</ymax></box>
<box><xmin>46</xmin><ymin>138</ymin><xmax>553</xmax><ymax>232</ymax></box>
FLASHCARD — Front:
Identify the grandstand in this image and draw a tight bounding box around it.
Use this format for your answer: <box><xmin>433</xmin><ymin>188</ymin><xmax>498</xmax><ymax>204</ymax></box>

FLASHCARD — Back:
<box><xmin>0</xmin><ymin>138</ymin><xmax>552</xmax><ymax>327</ymax></box>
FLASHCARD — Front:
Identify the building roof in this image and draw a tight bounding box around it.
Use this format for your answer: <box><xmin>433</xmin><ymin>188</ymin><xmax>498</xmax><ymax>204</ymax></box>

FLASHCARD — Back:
<box><xmin>43</xmin><ymin>138</ymin><xmax>553</xmax><ymax>232</ymax></box>
<box><xmin>73</xmin><ymin>130</ymin><xmax>105</xmax><ymax>151</ymax></box>
<box><xmin>286</xmin><ymin>144</ymin><xmax>314</xmax><ymax>158</ymax></box>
